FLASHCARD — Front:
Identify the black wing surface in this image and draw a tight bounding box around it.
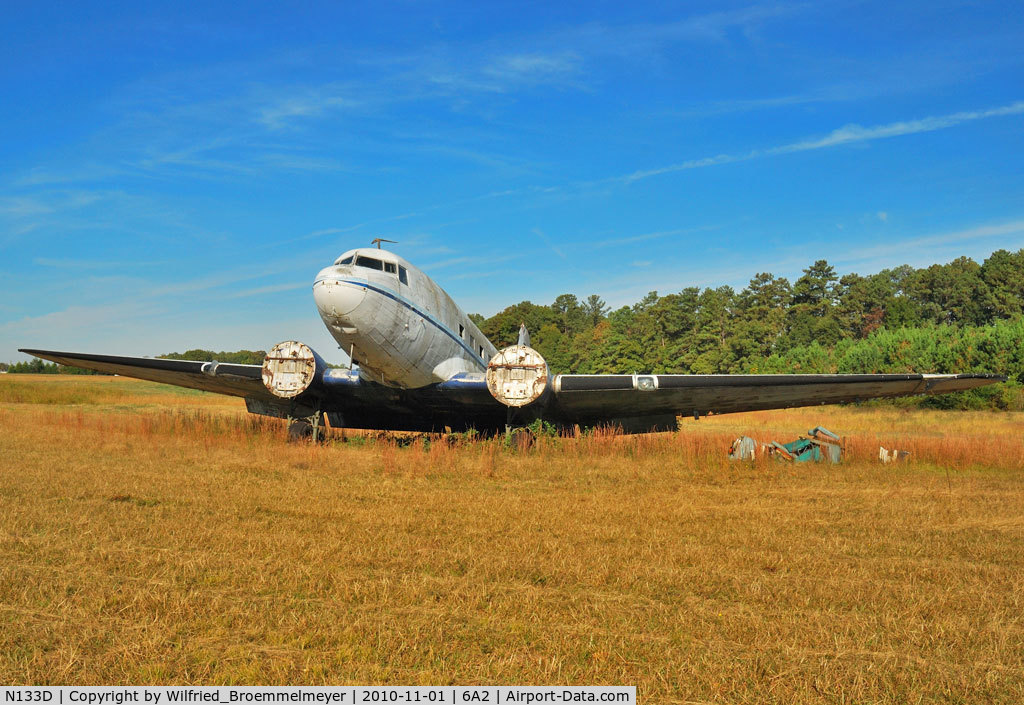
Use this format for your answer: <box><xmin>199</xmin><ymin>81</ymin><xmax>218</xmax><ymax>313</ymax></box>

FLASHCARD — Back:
<box><xmin>547</xmin><ymin>373</ymin><xmax>1006</xmax><ymax>432</ymax></box>
<box><xmin>18</xmin><ymin>348</ymin><xmax>272</xmax><ymax>399</ymax></box>
<box><xmin>17</xmin><ymin>348</ymin><xmax>508</xmax><ymax>432</ymax></box>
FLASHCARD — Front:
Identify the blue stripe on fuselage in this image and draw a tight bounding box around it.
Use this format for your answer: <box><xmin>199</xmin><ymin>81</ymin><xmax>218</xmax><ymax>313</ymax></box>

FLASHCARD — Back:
<box><xmin>321</xmin><ymin>277</ymin><xmax>487</xmax><ymax>370</ymax></box>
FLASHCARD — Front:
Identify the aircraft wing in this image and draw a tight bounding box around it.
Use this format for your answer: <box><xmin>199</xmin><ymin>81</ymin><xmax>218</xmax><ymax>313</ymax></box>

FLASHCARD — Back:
<box><xmin>16</xmin><ymin>348</ymin><xmax>1006</xmax><ymax>434</ymax></box>
<box><xmin>17</xmin><ymin>348</ymin><xmax>275</xmax><ymax>400</ymax></box>
<box><xmin>546</xmin><ymin>372</ymin><xmax>1006</xmax><ymax>432</ymax></box>
<box><xmin>16</xmin><ymin>347</ymin><xmax>509</xmax><ymax>432</ymax></box>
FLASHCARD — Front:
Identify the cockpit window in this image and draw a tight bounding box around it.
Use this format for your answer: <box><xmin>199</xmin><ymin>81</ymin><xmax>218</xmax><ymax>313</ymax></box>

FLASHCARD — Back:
<box><xmin>384</xmin><ymin>262</ymin><xmax>397</xmax><ymax>274</ymax></box>
<box><xmin>355</xmin><ymin>256</ymin><xmax>384</xmax><ymax>271</ymax></box>
<box><xmin>398</xmin><ymin>266</ymin><xmax>408</xmax><ymax>285</ymax></box>
<box><xmin>335</xmin><ymin>255</ymin><xmax>353</xmax><ymax>265</ymax></box>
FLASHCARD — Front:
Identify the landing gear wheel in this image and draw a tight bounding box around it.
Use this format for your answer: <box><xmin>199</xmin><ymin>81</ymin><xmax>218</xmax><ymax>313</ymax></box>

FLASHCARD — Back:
<box><xmin>506</xmin><ymin>426</ymin><xmax>535</xmax><ymax>451</ymax></box>
<box><xmin>287</xmin><ymin>419</ymin><xmax>313</xmax><ymax>442</ymax></box>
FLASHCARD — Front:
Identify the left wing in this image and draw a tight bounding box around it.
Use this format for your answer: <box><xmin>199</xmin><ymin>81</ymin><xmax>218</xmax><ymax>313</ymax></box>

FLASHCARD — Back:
<box><xmin>545</xmin><ymin>372</ymin><xmax>1006</xmax><ymax>432</ymax></box>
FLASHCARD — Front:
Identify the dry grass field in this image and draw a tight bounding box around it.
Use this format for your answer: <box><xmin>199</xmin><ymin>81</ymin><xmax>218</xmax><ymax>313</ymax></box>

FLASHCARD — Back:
<box><xmin>1</xmin><ymin>374</ymin><xmax>1023</xmax><ymax>702</ymax></box>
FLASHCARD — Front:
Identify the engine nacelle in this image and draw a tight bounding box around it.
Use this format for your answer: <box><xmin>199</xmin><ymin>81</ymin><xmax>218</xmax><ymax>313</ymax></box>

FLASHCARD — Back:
<box><xmin>486</xmin><ymin>345</ymin><xmax>549</xmax><ymax>407</ymax></box>
<box><xmin>262</xmin><ymin>341</ymin><xmax>327</xmax><ymax>398</ymax></box>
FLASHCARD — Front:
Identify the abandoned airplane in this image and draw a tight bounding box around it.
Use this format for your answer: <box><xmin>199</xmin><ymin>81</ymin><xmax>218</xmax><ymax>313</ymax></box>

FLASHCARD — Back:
<box><xmin>21</xmin><ymin>245</ymin><xmax>1005</xmax><ymax>437</ymax></box>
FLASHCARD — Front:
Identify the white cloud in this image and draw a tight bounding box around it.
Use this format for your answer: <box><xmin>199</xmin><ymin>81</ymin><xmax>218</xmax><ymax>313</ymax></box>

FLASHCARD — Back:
<box><xmin>33</xmin><ymin>257</ymin><xmax>162</xmax><ymax>269</ymax></box>
<box><xmin>482</xmin><ymin>52</ymin><xmax>580</xmax><ymax>85</ymax></box>
<box><xmin>831</xmin><ymin>219</ymin><xmax>1024</xmax><ymax>270</ymax></box>
<box><xmin>226</xmin><ymin>282</ymin><xmax>308</xmax><ymax>299</ymax></box>
<box><xmin>624</xmin><ymin>100</ymin><xmax>1024</xmax><ymax>183</ymax></box>
<box><xmin>774</xmin><ymin>102</ymin><xmax>1024</xmax><ymax>155</ymax></box>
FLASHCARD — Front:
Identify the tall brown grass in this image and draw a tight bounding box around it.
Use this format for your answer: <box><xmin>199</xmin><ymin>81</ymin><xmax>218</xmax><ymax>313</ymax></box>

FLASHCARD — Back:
<box><xmin>1</xmin><ymin>375</ymin><xmax>1022</xmax><ymax>701</ymax></box>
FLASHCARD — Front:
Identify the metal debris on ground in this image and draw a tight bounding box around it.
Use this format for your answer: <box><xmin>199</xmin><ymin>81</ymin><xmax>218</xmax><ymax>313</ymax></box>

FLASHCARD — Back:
<box><xmin>769</xmin><ymin>426</ymin><xmax>845</xmax><ymax>463</ymax></box>
<box><xmin>728</xmin><ymin>436</ymin><xmax>757</xmax><ymax>460</ymax></box>
<box><xmin>879</xmin><ymin>447</ymin><xmax>911</xmax><ymax>463</ymax></box>
<box><xmin>729</xmin><ymin>426</ymin><xmax>845</xmax><ymax>463</ymax></box>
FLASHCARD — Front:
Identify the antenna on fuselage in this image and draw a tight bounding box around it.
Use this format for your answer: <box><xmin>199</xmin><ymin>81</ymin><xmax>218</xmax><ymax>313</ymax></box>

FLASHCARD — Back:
<box><xmin>371</xmin><ymin>238</ymin><xmax>396</xmax><ymax>249</ymax></box>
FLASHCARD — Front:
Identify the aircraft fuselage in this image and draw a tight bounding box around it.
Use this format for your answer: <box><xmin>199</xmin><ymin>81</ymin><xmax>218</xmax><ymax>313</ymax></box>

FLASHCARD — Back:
<box><xmin>313</xmin><ymin>248</ymin><xmax>498</xmax><ymax>388</ymax></box>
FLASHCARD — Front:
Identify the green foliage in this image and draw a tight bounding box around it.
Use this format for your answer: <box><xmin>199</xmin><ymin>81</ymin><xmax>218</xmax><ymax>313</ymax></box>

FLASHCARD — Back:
<box><xmin>526</xmin><ymin>418</ymin><xmax>559</xmax><ymax>438</ymax></box>
<box><xmin>158</xmin><ymin>349</ymin><xmax>267</xmax><ymax>365</ymax></box>
<box><xmin>6</xmin><ymin>359</ymin><xmax>101</xmax><ymax>375</ymax></box>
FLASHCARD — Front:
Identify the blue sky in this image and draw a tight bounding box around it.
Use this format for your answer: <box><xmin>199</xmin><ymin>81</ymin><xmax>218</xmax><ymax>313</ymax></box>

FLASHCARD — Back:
<box><xmin>2</xmin><ymin>0</ymin><xmax>1023</xmax><ymax>363</ymax></box>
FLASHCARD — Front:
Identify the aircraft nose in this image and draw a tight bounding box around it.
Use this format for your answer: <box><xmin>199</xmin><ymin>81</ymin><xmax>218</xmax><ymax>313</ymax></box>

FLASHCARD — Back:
<box><xmin>313</xmin><ymin>277</ymin><xmax>366</xmax><ymax>318</ymax></box>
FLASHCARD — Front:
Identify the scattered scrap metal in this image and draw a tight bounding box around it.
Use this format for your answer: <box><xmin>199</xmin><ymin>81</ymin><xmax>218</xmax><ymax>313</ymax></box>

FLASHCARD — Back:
<box><xmin>728</xmin><ymin>426</ymin><xmax>845</xmax><ymax>463</ymax></box>
<box><xmin>878</xmin><ymin>447</ymin><xmax>911</xmax><ymax>463</ymax></box>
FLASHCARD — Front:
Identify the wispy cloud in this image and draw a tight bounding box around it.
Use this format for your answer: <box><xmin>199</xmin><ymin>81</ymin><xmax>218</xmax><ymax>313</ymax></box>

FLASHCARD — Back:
<box><xmin>420</xmin><ymin>252</ymin><xmax>528</xmax><ymax>271</ymax></box>
<box><xmin>832</xmin><ymin>219</ymin><xmax>1024</xmax><ymax>269</ymax></box>
<box><xmin>590</xmin><ymin>225</ymin><xmax>722</xmax><ymax>248</ymax></box>
<box><xmin>624</xmin><ymin>100</ymin><xmax>1024</xmax><ymax>182</ymax></box>
<box><xmin>532</xmin><ymin>228</ymin><xmax>567</xmax><ymax>261</ymax></box>
<box><xmin>226</xmin><ymin>282</ymin><xmax>308</xmax><ymax>299</ymax></box>
<box><xmin>0</xmin><ymin>191</ymin><xmax>104</xmax><ymax>217</ymax></box>
<box><xmin>2</xmin><ymin>301</ymin><xmax>162</xmax><ymax>338</ymax></box>
<box><xmin>482</xmin><ymin>52</ymin><xmax>581</xmax><ymax>86</ymax></box>
<box><xmin>773</xmin><ymin>101</ymin><xmax>1024</xmax><ymax>154</ymax></box>
<box><xmin>0</xmin><ymin>196</ymin><xmax>54</xmax><ymax>217</ymax></box>
<box><xmin>14</xmin><ymin>164</ymin><xmax>127</xmax><ymax>187</ymax></box>
<box><xmin>33</xmin><ymin>257</ymin><xmax>163</xmax><ymax>269</ymax></box>
<box><xmin>257</xmin><ymin>91</ymin><xmax>359</xmax><ymax>129</ymax></box>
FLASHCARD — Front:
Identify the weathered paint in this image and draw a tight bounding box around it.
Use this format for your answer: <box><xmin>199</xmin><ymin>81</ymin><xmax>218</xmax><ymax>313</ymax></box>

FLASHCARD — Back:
<box><xmin>485</xmin><ymin>345</ymin><xmax>548</xmax><ymax>407</ymax></box>
<box><xmin>262</xmin><ymin>340</ymin><xmax>318</xmax><ymax>398</ymax></box>
<box><xmin>313</xmin><ymin>248</ymin><xmax>497</xmax><ymax>388</ymax></box>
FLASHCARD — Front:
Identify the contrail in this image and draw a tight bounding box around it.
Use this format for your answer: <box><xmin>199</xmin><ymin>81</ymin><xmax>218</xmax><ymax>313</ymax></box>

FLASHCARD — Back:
<box><xmin>624</xmin><ymin>100</ymin><xmax>1024</xmax><ymax>182</ymax></box>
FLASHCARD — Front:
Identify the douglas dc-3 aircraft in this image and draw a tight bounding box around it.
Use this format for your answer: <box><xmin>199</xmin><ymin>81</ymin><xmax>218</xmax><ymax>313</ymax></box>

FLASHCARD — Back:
<box><xmin>21</xmin><ymin>245</ymin><xmax>1005</xmax><ymax>438</ymax></box>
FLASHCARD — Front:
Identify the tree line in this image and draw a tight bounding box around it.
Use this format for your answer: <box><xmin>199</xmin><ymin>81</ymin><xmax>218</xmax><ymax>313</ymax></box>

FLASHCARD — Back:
<box><xmin>1</xmin><ymin>359</ymin><xmax>100</xmax><ymax>375</ymax></box>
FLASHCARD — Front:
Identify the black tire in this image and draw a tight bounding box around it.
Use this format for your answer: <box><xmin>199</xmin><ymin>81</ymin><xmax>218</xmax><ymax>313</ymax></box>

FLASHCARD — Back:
<box><xmin>507</xmin><ymin>427</ymin><xmax>535</xmax><ymax>451</ymax></box>
<box><xmin>288</xmin><ymin>419</ymin><xmax>313</xmax><ymax>442</ymax></box>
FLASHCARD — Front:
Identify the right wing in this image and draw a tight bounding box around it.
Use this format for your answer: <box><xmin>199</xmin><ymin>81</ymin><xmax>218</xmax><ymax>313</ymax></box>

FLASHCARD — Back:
<box><xmin>18</xmin><ymin>348</ymin><xmax>272</xmax><ymax>399</ymax></box>
<box><xmin>18</xmin><ymin>348</ymin><xmax>508</xmax><ymax>432</ymax></box>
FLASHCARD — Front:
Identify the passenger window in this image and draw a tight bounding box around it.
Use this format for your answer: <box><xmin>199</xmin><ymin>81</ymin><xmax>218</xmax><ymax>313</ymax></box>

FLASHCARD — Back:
<box><xmin>398</xmin><ymin>266</ymin><xmax>408</xmax><ymax>285</ymax></box>
<box><xmin>335</xmin><ymin>255</ymin><xmax>353</xmax><ymax>265</ymax></box>
<box><xmin>355</xmin><ymin>256</ymin><xmax>383</xmax><ymax>271</ymax></box>
<box><xmin>470</xmin><ymin>336</ymin><xmax>475</xmax><ymax>350</ymax></box>
<box><xmin>384</xmin><ymin>262</ymin><xmax>397</xmax><ymax>274</ymax></box>
<box><xmin>459</xmin><ymin>324</ymin><xmax>465</xmax><ymax>338</ymax></box>
<box><xmin>479</xmin><ymin>346</ymin><xmax>484</xmax><ymax>358</ymax></box>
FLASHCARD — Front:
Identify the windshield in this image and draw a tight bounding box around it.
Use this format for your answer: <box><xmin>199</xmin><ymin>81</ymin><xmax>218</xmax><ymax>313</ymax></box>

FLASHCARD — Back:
<box><xmin>355</xmin><ymin>256</ymin><xmax>384</xmax><ymax>271</ymax></box>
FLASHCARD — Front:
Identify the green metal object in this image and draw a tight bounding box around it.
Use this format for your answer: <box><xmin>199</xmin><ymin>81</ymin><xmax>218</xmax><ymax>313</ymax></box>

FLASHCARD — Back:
<box><xmin>771</xmin><ymin>427</ymin><xmax>843</xmax><ymax>463</ymax></box>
